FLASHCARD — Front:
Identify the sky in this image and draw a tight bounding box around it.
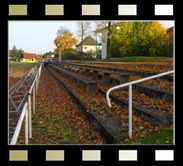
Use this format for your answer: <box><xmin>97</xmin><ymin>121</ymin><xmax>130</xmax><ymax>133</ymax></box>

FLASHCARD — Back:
<box><xmin>9</xmin><ymin>21</ymin><xmax>174</xmax><ymax>54</ymax></box>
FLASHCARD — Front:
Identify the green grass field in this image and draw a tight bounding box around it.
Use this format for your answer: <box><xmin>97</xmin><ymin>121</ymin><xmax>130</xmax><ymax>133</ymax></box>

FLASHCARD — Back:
<box><xmin>100</xmin><ymin>56</ymin><xmax>173</xmax><ymax>62</ymax></box>
<box><xmin>126</xmin><ymin>128</ymin><xmax>173</xmax><ymax>145</ymax></box>
<box><xmin>65</xmin><ymin>56</ymin><xmax>173</xmax><ymax>62</ymax></box>
<box><xmin>9</xmin><ymin>61</ymin><xmax>39</xmax><ymax>66</ymax></box>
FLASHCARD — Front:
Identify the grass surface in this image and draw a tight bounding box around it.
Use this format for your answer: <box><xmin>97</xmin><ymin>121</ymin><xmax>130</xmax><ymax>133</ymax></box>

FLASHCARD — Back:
<box><xmin>9</xmin><ymin>62</ymin><xmax>38</xmax><ymax>66</ymax></box>
<box><xmin>9</xmin><ymin>62</ymin><xmax>39</xmax><ymax>88</ymax></box>
<box><xmin>64</xmin><ymin>57</ymin><xmax>173</xmax><ymax>62</ymax></box>
<box><xmin>126</xmin><ymin>128</ymin><xmax>173</xmax><ymax>144</ymax></box>
<box><xmin>100</xmin><ymin>57</ymin><xmax>173</xmax><ymax>62</ymax></box>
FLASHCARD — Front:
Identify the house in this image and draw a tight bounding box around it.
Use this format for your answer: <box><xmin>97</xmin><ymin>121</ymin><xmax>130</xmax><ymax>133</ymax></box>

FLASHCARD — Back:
<box><xmin>21</xmin><ymin>52</ymin><xmax>36</xmax><ymax>63</ymax></box>
<box><xmin>167</xmin><ymin>27</ymin><xmax>173</xmax><ymax>38</ymax></box>
<box><xmin>76</xmin><ymin>36</ymin><xmax>101</xmax><ymax>58</ymax></box>
<box><xmin>94</xmin><ymin>22</ymin><xmax>122</xmax><ymax>59</ymax></box>
<box><xmin>9</xmin><ymin>50</ymin><xmax>12</xmax><ymax>59</ymax></box>
<box><xmin>46</xmin><ymin>55</ymin><xmax>51</xmax><ymax>59</ymax></box>
<box><xmin>36</xmin><ymin>54</ymin><xmax>41</xmax><ymax>59</ymax></box>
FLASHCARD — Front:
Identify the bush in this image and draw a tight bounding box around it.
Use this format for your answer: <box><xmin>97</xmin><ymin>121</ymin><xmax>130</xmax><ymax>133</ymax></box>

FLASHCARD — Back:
<box><xmin>36</xmin><ymin>57</ymin><xmax>43</xmax><ymax>60</ymax></box>
<box><xmin>158</xmin><ymin>39</ymin><xmax>173</xmax><ymax>57</ymax></box>
<box><xmin>64</xmin><ymin>53</ymin><xmax>82</xmax><ymax>60</ymax></box>
<box><xmin>82</xmin><ymin>50</ymin><xmax>96</xmax><ymax>59</ymax></box>
<box><xmin>63</xmin><ymin>48</ymin><xmax>82</xmax><ymax>60</ymax></box>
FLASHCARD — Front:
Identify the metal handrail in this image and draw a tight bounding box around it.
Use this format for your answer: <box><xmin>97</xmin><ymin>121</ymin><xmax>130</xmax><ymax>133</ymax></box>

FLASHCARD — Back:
<box><xmin>27</xmin><ymin>62</ymin><xmax>42</xmax><ymax>138</ymax></box>
<box><xmin>10</xmin><ymin>102</ymin><xmax>28</xmax><ymax>145</ymax></box>
<box><xmin>106</xmin><ymin>70</ymin><xmax>174</xmax><ymax>138</ymax></box>
<box><xmin>9</xmin><ymin>63</ymin><xmax>43</xmax><ymax>144</ymax></box>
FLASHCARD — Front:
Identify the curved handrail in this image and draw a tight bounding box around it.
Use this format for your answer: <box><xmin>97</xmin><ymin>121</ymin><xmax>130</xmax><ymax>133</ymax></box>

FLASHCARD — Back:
<box><xmin>106</xmin><ymin>70</ymin><xmax>174</xmax><ymax>107</ymax></box>
<box><xmin>106</xmin><ymin>70</ymin><xmax>174</xmax><ymax>138</ymax></box>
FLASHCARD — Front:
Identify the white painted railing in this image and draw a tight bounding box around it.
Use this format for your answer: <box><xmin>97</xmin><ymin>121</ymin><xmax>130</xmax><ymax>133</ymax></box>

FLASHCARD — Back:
<box><xmin>10</xmin><ymin>63</ymin><xmax>43</xmax><ymax>145</ymax></box>
<box><xmin>10</xmin><ymin>102</ymin><xmax>29</xmax><ymax>145</ymax></box>
<box><xmin>106</xmin><ymin>70</ymin><xmax>174</xmax><ymax>138</ymax></box>
<box><xmin>27</xmin><ymin>62</ymin><xmax>42</xmax><ymax>139</ymax></box>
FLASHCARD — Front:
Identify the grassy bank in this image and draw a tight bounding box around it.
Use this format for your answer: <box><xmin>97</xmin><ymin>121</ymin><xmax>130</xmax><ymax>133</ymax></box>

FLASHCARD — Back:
<box><xmin>64</xmin><ymin>57</ymin><xmax>173</xmax><ymax>63</ymax></box>
<box><xmin>100</xmin><ymin>57</ymin><xmax>173</xmax><ymax>62</ymax></box>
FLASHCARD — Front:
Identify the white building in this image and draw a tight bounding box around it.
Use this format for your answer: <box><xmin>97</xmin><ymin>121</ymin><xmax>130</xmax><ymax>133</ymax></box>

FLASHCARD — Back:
<box><xmin>94</xmin><ymin>22</ymin><xmax>121</xmax><ymax>59</ymax></box>
<box><xmin>76</xmin><ymin>36</ymin><xmax>101</xmax><ymax>58</ymax></box>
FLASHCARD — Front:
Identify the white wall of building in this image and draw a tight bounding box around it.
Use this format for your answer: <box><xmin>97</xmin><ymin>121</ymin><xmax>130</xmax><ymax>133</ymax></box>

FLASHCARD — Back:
<box><xmin>76</xmin><ymin>46</ymin><xmax>81</xmax><ymax>52</ymax></box>
<box><xmin>83</xmin><ymin>45</ymin><xmax>96</xmax><ymax>52</ymax></box>
<box><xmin>101</xmin><ymin>29</ymin><xmax>108</xmax><ymax>59</ymax></box>
<box><xmin>76</xmin><ymin>45</ymin><xmax>101</xmax><ymax>53</ymax></box>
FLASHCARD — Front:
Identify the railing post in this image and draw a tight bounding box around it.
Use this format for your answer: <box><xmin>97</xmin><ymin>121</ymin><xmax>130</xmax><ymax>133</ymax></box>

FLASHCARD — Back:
<box><xmin>106</xmin><ymin>70</ymin><xmax>174</xmax><ymax>138</ymax></box>
<box><xmin>25</xmin><ymin>106</ymin><xmax>28</xmax><ymax>145</ymax></box>
<box><xmin>33</xmin><ymin>85</ymin><xmax>35</xmax><ymax>113</ymax></box>
<box><xmin>36</xmin><ymin>76</ymin><xmax>38</xmax><ymax>94</ymax></box>
<box><xmin>129</xmin><ymin>84</ymin><xmax>132</xmax><ymax>138</ymax></box>
<box><xmin>28</xmin><ymin>94</ymin><xmax>32</xmax><ymax>138</ymax></box>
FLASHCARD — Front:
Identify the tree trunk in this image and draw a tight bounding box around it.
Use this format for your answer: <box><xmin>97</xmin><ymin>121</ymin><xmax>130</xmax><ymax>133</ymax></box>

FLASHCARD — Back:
<box><xmin>106</xmin><ymin>22</ymin><xmax>111</xmax><ymax>59</ymax></box>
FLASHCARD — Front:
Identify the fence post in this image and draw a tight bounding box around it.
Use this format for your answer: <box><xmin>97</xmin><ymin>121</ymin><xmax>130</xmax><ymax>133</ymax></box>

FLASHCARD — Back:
<box><xmin>36</xmin><ymin>76</ymin><xmax>38</xmax><ymax>94</ymax></box>
<box><xmin>28</xmin><ymin>94</ymin><xmax>32</xmax><ymax>138</ymax></box>
<box><xmin>33</xmin><ymin>85</ymin><xmax>35</xmax><ymax>113</ymax></box>
<box><xmin>25</xmin><ymin>106</ymin><xmax>28</xmax><ymax>145</ymax></box>
<box><xmin>129</xmin><ymin>85</ymin><xmax>132</xmax><ymax>138</ymax></box>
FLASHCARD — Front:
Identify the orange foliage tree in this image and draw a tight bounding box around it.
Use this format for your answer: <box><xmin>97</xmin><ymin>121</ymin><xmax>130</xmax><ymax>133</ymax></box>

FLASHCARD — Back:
<box><xmin>54</xmin><ymin>27</ymin><xmax>78</xmax><ymax>57</ymax></box>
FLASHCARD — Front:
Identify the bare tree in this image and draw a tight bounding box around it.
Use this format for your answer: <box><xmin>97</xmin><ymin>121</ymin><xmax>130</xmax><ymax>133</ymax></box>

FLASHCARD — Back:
<box><xmin>76</xmin><ymin>22</ymin><xmax>93</xmax><ymax>53</ymax></box>
<box><xmin>56</xmin><ymin>26</ymin><xmax>70</xmax><ymax>37</ymax></box>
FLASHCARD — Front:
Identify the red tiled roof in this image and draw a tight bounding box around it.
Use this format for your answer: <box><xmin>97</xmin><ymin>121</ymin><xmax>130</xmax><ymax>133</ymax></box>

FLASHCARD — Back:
<box><xmin>46</xmin><ymin>55</ymin><xmax>51</xmax><ymax>59</ymax></box>
<box><xmin>36</xmin><ymin>54</ymin><xmax>41</xmax><ymax>59</ymax></box>
<box><xmin>24</xmin><ymin>53</ymin><xmax>36</xmax><ymax>59</ymax></box>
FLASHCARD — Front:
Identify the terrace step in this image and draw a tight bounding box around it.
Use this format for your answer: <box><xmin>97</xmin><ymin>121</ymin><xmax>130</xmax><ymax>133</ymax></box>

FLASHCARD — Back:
<box><xmin>56</xmin><ymin>63</ymin><xmax>130</xmax><ymax>87</ymax></box>
<box><xmin>57</xmin><ymin>63</ymin><xmax>173</xmax><ymax>103</ymax></box>
<box><xmin>98</xmin><ymin>88</ymin><xmax>172</xmax><ymax>127</ymax></box>
<box><xmin>47</xmin><ymin>67</ymin><xmax>128</xmax><ymax>143</ymax></box>
<box><xmin>133</xmin><ymin>84</ymin><xmax>173</xmax><ymax>103</ymax></box>
<box><xmin>48</xmin><ymin>64</ymin><xmax>98</xmax><ymax>94</ymax></box>
<box><xmin>63</xmin><ymin>62</ymin><xmax>173</xmax><ymax>82</ymax></box>
<box><xmin>109</xmin><ymin>78</ymin><xmax>173</xmax><ymax>103</ymax></box>
<box><xmin>74</xmin><ymin>62</ymin><xmax>173</xmax><ymax>69</ymax></box>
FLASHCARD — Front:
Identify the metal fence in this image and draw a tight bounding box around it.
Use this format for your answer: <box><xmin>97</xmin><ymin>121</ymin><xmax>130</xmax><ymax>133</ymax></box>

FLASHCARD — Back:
<box><xmin>106</xmin><ymin>70</ymin><xmax>174</xmax><ymax>138</ymax></box>
<box><xmin>9</xmin><ymin>63</ymin><xmax>42</xmax><ymax>114</ymax></box>
<box><xmin>9</xmin><ymin>63</ymin><xmax>42</xmax><ymax>145</ymax></box>
<box><xmin>10</xmin><ymin>102</ymin><xmax>29</xmax><ymax>145</ymax></box>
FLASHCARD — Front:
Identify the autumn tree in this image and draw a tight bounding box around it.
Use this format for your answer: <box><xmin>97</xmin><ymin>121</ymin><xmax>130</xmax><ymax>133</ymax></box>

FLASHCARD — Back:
<box><xmin>109</xmin><ymin>21</ymin><xmax>172</xmax><ymax>57</ymax></box>
<box><xmin>135</xmin><ymin>22</ymin><xmax>171</xmax><ymax>57</ymax></box>
<box><xmin>110</xmin><ymin>22</ymin><xmax>148</xmax><ymax>57</ymax></box>
<box><xmin>54</xmin><ymin>26</ymin><xmax>78</xmax><ymax>57</ymax></box>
